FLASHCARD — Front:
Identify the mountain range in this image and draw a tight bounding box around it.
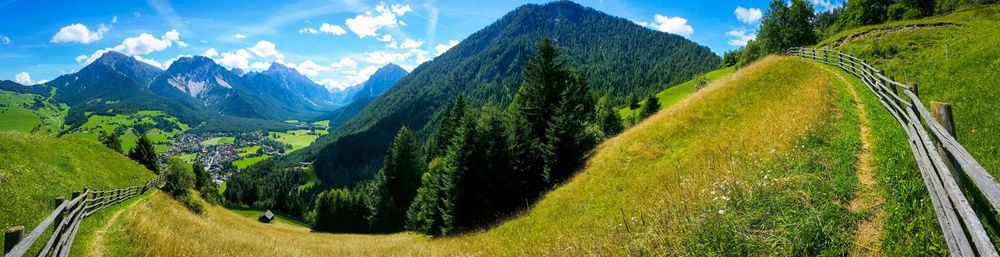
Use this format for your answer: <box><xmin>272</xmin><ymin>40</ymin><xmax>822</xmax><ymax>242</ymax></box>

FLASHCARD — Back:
<box><xmin>0</xmin><ymin>52</ymin><xmax>406</xmax><ymax>132</ymax></box>
<box><xmin>271</xmin><ymin>1</ymin><xmax>722</xmax><ymax>186</ymax></box>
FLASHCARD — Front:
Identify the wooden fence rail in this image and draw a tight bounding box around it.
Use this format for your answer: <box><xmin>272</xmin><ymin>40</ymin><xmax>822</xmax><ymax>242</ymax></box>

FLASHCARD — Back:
<box><xmin>3</xmin><ymin>176</ymin><xmax>162</xmax><ymax>257</ymax></box>
<box><xmin>789</xmin><ymin>47</ymin><xmax>1000</xmax><ymax>257</ymax></box>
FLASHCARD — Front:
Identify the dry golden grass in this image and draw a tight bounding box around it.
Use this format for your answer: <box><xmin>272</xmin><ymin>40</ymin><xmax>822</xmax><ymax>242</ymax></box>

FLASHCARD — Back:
<box><xmin>97</xmin><ymin>56</ymin><xmax>856</xmax><ymax>256</ymax></box>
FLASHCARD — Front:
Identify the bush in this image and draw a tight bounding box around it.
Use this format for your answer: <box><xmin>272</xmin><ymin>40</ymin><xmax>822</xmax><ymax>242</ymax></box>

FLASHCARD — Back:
<box><xmin>163</xmin><ymin>158</ymin><xmax>203</xmax><ymax>214</ymax></box>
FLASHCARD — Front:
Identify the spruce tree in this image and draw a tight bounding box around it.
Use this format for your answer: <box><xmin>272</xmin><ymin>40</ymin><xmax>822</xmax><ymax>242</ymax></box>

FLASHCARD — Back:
<box><xmin>428</xmin><ymin>96</ymin><xmax>467</xmax><ymax>160</ymax></box>
<box><xmin>438</xmin><ymin>111</ymin><xmax>477</xmax><ymax>235</ymax></box>
<box><xmin>193</xmin><ymin>162</ymin><xmax>211</xmax><ymax>190</ymax></box>
<box><xmin>406</xmin><ymin>158</ymin><xmax>445</xmax><ymax>235</ymax></box>
<box><xmin>99</xmin><ymin>132</ymin><xmax>122</xmax><ymax>153</ymax></box>
<box><xmin>129</xmin><ymin>134</ymin><xmax>159</xmax><ymax>174</ymax></box>
<box><xmin>640</xmin><ymin>95</ymin><xmax>661</xmax><ymax>119</ymax></box>
<box><xmin>369</xmin><ymin>127</ymin><xmax>423</xmax><ymax>232</ymax></box>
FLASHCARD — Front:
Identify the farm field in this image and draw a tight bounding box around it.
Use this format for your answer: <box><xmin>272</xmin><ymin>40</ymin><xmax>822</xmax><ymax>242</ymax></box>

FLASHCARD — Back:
<box><xmin>0</xmin><ymin>90</ymin><xmax>66</xmax><ymax>135</ymax></box>
<box><xmin>64</xmin><ymin>110</ymin><xmax>189</xmax><ymax>153</ymax></box>
<box><xmin>268</xmin><ymin>129</ymin><xmax>327</xmax><ymax>153</ymax></box>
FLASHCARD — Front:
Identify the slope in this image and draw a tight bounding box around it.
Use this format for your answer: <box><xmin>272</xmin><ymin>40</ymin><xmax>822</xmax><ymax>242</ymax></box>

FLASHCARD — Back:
<box><xmin>285</xmin><ymin>1</ymin><xmax>721</xmax><ymax>187</ymax></box>
<box><xmin>0</xmin><ymin>131</ymin><xmax>156</xmax><ymax>251</ymax></box>
<box><xmin>817</xmin><ymin>6</ymin><xmax>1000</xmax><ymax>254</ymax></box>
<box><xmin>97</xmin><ymin>56</ymin><xmax>877</xmax><ymax>256</ymax></box>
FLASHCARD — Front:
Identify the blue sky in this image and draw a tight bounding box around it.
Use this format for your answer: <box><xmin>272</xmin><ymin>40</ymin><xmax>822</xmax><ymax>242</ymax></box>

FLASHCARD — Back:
<box><xmin>0</xmin><ymin>0</ymin><xmax>844</xmax><ymax>90</ymax></box>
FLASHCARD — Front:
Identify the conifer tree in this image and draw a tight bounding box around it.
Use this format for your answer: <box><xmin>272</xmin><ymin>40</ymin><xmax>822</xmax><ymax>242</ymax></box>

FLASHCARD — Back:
<box><xmin>128</xmin><ymin>134</ymin><xmax>159</xmax><ymax>174</ymax></box>
<box><xmin>406</xmin><ymin>158</ymin><xmax>445</xmax><ymax>235</ymax></box>
<box><xmin>640</xmin><ymin>95</ymin><xmax>661</xmax><ymax>119</ymax></box>
<box><xmin>368</xmin><ymin>127</ymin><xmax>423</xmax><ymax>232</ymax></box>
<box><xmin>99</xmin><ymin>132</ymin><xmax>122</xmax><ymax>153</ymax></box>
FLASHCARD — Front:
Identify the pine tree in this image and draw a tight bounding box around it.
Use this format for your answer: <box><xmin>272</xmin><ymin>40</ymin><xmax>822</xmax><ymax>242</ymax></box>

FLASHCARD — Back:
<box><xmin>640</xmin><ymin>95</ymin><xmax>661</xmax><ymax>119</ymax></box>
<box><xmin>596</xmin><ymin>96</ymin><xmax>623</xmax><ymax>138</ymax></box>
<box><xmin>428</xmin><ymin>96</ymin><xmax>467</xmax><ymax>160</ymax></box>
<box><xmin>193</xmin><ymin>162</ymin><xmax>211</xmax><ymax>190</ymax></box>
<box><xmin>406</xmin><ymin>158</ymin><xmax>445</xmax><ymax>235</ymax></box>
<box><xmin>368</xmin><ymin>126</ymin><xmax>423</xmax><ymax>232</ymax></box>
<box><xmin>438</xmin><ymin>111</ymin><xmax>478</xmax><ymax>235</ymax></box>
<box><xmin>99</xmin><ymin>132</ymin><xmax>122</xmax><ymax>153</ymax></box>
<box><xmin>128</xmin><ymin>134</ymin><xmax>159</xmax><ymax>174</ymax></box>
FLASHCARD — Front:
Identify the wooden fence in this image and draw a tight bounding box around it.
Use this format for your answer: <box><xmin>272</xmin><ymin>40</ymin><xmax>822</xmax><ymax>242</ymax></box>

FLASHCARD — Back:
<box><xmin>789</xmin><ymin>47</ymin><xmax>1000</xmax><ymax>257</ymax></box>
<box><xmin>3</xmin><ymin>176</ymin><xmax>162</xmax><ymax>257</ymax></box>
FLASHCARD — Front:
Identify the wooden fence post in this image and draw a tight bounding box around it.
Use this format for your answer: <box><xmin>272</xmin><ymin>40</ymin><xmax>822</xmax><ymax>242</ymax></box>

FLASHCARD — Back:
<box><xmin>54</xmin><ymin>197</ymin><xmax>66</xmax><ymax>225</ymax></box>
<box><xmin>913</xmin><ymin>83</ymin><xmax>920</xmax><ymax>97</ymax></box>
<box><xmin>4</xmin><ymin>226</ymin><xmax>24</xmax><ymax>254</ymax></box>
<box><xmin>931</xmin><ymin>102</ymin><xmax>956</xmax><ymax>138</ymax></box>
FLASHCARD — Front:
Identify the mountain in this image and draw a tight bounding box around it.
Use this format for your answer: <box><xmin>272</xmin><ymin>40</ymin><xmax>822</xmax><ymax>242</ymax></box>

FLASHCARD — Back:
<box><xmin>148</xmin><ymin>55</ymin><xmax>284</xmax><ymax>120</ymax></box>
<box><xmin>275</xmin><ymin>1</ymin><xmax>720</xmax><ymax>187</ymax></box>
<box><xmin>329</xmin><ymin>86</ymin><xmax>362</xmax><ymax>105</ymax></box>
<box><xmin>314</xmin><ymin>64</ymin><xmax>409</xmax><ymax>131</ymax></box>
<box><xmin>351</xmin><ymin>64</ymin><xmax>408</xmax><ymax>101</ymax></box>
<box><xmin>242</xmin><ymin>62</ymin><xmax>341</xmax><ymax>118</ymax></box>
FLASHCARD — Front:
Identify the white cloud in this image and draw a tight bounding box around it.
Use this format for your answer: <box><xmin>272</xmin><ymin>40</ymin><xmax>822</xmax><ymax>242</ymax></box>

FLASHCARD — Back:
<box><xmin>638</xmin><ymin>15</ymin><xmax>694</xmax><ymax>37</ymax></box>
<box><xmin>76</xmin><ymin>29</ymin><xmax>185</xmax><ymax>64</ymax></box>
<box><xmin>319</xmin><ymin>23</ymin><xmax>347</xmax><ymax>35</ymax></box>
<box><xmin>343</xmin><ymin>65</ymin><xmax>380</xmax><ymax>84</ymax></box>
<box><xmin>734</xmin><ymin>6</ymin><xmax>763</xmax><ymax>24</ymax></box>
<box><xmin>217</xmin><ymin>49</ymin><xmax>253</xmax><ymax>70</ymax></box>
<box><xmin>251</xmin><ymin>61</ymin><xmax>270</xmax><ymax>70</ymax></box>
<box><xmin>294</xmin><ymin>60</ymin><xmax>328</xmax><ymax>76</ymax></box>
<box><xmin>51</xmin><ymin>23</ymin><xmax>109</xmax><ymax>44</ymax></box>
<box><xmin>434</xmin><ymin>40</ymin><xmax>458</xmax><ymax>56</ymax></box>
<box><xmin>726</xmin><ymin>28</ymin><xmax>757</xmax><ymax>47</ymax></box>
<box><xmin>399</xmin><ymin>39</ymin><xmax>424</xmax><ymax>49</ymax></box>
<box><xmin>363</xmin><ymin>51</ymin><xmax>412</xmax><ymax>65</ymax></box>
<box><xmin>14</xmin><ymin>72</ymin><xmax>33</xmax><ymax>85</ymax></box>
<box><xmin>111</xmin><ymin>16</ymin><xmax>118</xmax><ymax>24</ymax></box>
<box><xmin>234</xmin><ymin>33</ymin><xmax>247</xmax><ymax>39</ymax></box>
<box><xmin>330</xmin><ymin>57</ymin><xmax>358</xmax><ymax>68</ymax></box>
<box><xmin>203</xmin><ymin>48</ymin><xmax>219</xmax><ymax>57</ymax></box>
<box><xmin>248</xmin><ymin>40</ymin><xmax>284</xmax><ymax>59</ymax></box>
<box><xmin>345</xmin><ymin>3</ymin><xmax>411</xmax><ymax>38</ymax></box>
<box><xmin>1</xmin><ymin>35</ymin><xmax>10</xmax><ymax>45</ymax></box>
<box><xmin>317</xmin><ymin>79</ymin><xmax>351</xmax><ymax>91</ymax></box>
<box><xmin>299</xmin><ymin>28</ymin><xmax>319</xmax><ymax>34</ymax></box>
<box><xmin>132</xmin><ymin>55</ymin><xmax>163</xmax><ymax>69</ymax></box>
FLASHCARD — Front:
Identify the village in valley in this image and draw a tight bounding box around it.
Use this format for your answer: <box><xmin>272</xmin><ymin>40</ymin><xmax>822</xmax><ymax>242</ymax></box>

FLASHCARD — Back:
<box><xmin>160</xmin><ymin>120</ymin><xmax>328</xmax><ymax>185</ymax></box>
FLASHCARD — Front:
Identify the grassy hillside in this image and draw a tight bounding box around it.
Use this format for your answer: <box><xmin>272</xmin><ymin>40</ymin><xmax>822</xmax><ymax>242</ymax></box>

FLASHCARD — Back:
<box><xmin>0</xmin><ymin>90</ymin><xmax>67</xmax><ymax>135</ymax></box>
<box><xmin>97</xmin><ymin>56</ymin><xmax>882</xmax><ymax>256</ymax></box>
<box><xmin>0</xmin><ymin>131</ymin><xmax>156</xmax><ymax>251</ymax></box>
<box><xmin>818</xmin><ymin>7</ymin><xmax>1000</xmax><ymax>253</ymax></box>
<box><xmin>619</xmin><ymin>66</ymin><xmax>735</xmax><ymax>123</ymax></box>
<box><xmin>64</xmin><ymin>110</ymin><xmax>190</xmax><ymax>153</ymax></box>
<box><xmin>820</xmin><ymin>6</ymin><xmax>1000</xmax><ymax>179</ymax></box>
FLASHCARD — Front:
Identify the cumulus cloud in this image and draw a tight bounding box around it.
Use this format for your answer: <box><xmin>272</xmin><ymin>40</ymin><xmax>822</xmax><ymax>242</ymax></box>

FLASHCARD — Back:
<box><xmin>363</xmin><ymin>51</ymin><xmax>412</xmax><ymax>65</ymax></box>
<box><xmin>76</xmin><ymin>29</ymin><xmax>186</xmax><ymax>64</ymax></box>
<box><xmin>51</xmin><ymin>23</ymin><xmax>109</xmax><ymax>44</ymax></box>
<box><xmin>248</xmin><ymin>40</ymin><xmax>284</xmax><ymax>59</ymax></box>
<box><xmin>330</xmin><ymin>57</ymin><xmax>358</xmax><ymax>68</ymax></box>
<box><xmin>345</xmin><ymin>3</ymin><xmax>411</xmax><ymax>38</ymax></box>
<box><xmin>320</xmin><ymin>23</ymin><xmax>347</xmax><ymax>35</ymax></box>
<box><xmin>294</xmin><ymin>60</ymin><xmax>328</xmax><ymax>76</ymax></box>
<box><xmin>203</xmin><ymin>48</ymin><xmax>219</xmax><ymax>57</ymax></box>
<box><xmin>434</xmin><ymin>40</ymin><xmax>459</xmax><ymax>56</ymax></box>
<box><xmin>217</xmin><ymin>49</ymin><xmax>253</xmax><ymax>70</ymax></box>
<box><xmin>14</xmin><ymin>72</ymin><xmax>33</xmax><ymax>85</ymax></box>
<box><xmin>251</xmin><ymin>61</ymin><xmax>270</xmax><ymax>70</ymax></box>
<box><xmin>399</xmin><ymin>39</ymin><xmax>424</xmax><ymax>49</ymax></box>
<box><xmin>726</xmin><ymin>28</ymin><xmax>757</xmax><ymax>47</ymax></box>
<box><xmin>343</xmin><ymin>65</ymin><xmax>380</xmax><ymax>84</ymax></box>
<box><xmin>638</xmin><ymin>15</ymin><xmax>694</xmax><ymax>37</ymax></box>
<box><xmin>234</xmin><ymin>33</ymin><xmax>246</xmax><ymax>39</ymax></box>
<box><xmin>734</xmin><ymin>6</ymin><xmax>763</xmax><ymax>24</ymax></box>
<box><xmin>1</xmin><ymin>35</ymin><xmax>10</xmax><ymax>45</ymax></box>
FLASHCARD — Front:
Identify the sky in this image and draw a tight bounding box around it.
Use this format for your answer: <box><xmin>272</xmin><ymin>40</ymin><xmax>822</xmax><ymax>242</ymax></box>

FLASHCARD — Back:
<box><xmin>0</xmin><ymin>0</ymin><xmax>844</xmax><ymax>90</ymax></box>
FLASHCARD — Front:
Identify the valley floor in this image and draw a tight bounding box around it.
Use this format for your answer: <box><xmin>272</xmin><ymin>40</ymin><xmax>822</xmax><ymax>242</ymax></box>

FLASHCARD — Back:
<box><xmin>69</xmin><ymin>55</ymin><xmax>947</xmax><ymax>256</ymax></box>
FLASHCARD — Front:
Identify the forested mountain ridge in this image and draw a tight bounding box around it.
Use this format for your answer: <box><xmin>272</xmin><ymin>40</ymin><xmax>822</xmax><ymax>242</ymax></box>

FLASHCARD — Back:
<box><xmin>277</xmin><ymin>0</ymin><xmax>720</xmax><ymax>187</ymax></box>
<box><xmin>313</xmin><ymin>64</ymin><xmax>409</xmax><ymax>131</ymax></box>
